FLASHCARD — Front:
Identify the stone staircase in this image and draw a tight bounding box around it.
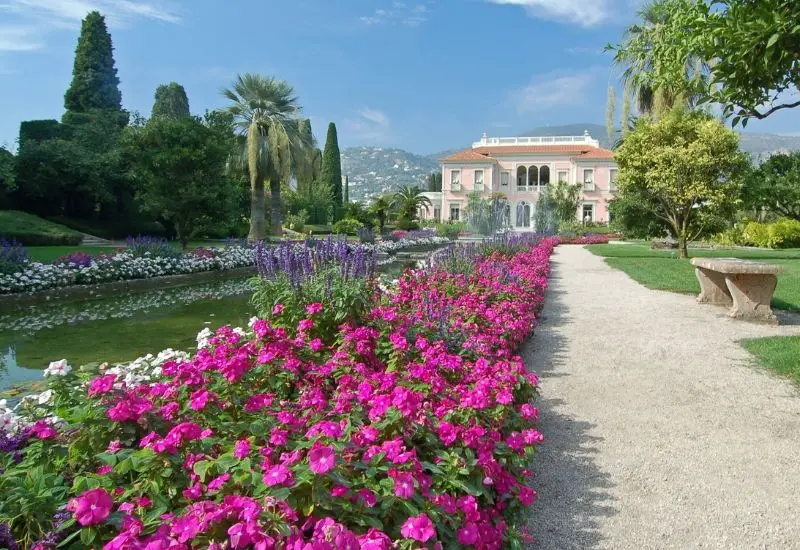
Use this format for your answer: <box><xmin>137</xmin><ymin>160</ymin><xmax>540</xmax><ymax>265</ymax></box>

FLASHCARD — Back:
<box><xmin>80</xmin><ymin>233</ymin><xmax>114</xmax><ymax>246</ymax></box>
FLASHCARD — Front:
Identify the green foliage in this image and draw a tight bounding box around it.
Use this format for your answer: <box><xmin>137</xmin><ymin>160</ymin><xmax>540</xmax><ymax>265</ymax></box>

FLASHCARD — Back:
<box><xmin>18</xmin><ymin>120</ymin><xmax>66</xmax><ymax>143</ymax></box>
<box><xmin>123</xmin><ymin>116</ymin><xmax>234</xmax><ymax>248</ymax></box>
<box><xmin>611</xmin><ymin>0</ymin><xmax>800</xmax><ymax>125</ymax></box>
<box><xmin>465</xmin><ymin>192</ymin><xmax>509</xmax><ymax>236</ymax></box>
<box><xmin>743</xmin><ymin>152</ymin><xmax>800</xmax><ymax>222</ymax></box>
<box><xmin>717</xmin><ymin>219</ymin><xmax>800</xmax><ymax>249</ymax></box>
<box><xmin>320</xmin><ymin>123</ymin><xmax>343</xmax><ymax>209</ymax></box>
<box><xmin>615</xmin><ymin>109</ymin><xmax>747</xmax><ymax>256</ymax></box>
<box><xmin>608</xmin><ymin>192</ymin><xmax>669</xmax><ymax>239</ymax></box>
<box><xmin>343</xmin><ymin>201</ymin><xmax>374</xmax><ymax>228</ymax></box>
<box><xmin>0</xmin><ymin>146</ymin><xmax>15</xmax><ymax>208</ymax></box>
<box><xmin>0</xmin><ymin>211</ymin><xmax>83</xmax><ymax>246</ymax></box>
<box><xmin>151</xmin><ymin>82</ymin><xmax>190</xmax><ymax>119</ymax></box>
<box><xmin>548</xmin><ymin>181</ymin><xmax>582</xmax><ymax>225</ymax></box>
<box><xmin>295</xmin><ymin>119</ymin><xmax>321</xmax><ymax>195</ymax></box>
<box><xmin>63</xmin><ymin>12</ymin><xmax>125</xmax><ymax>122</ymax></box>
<box><xmin>332</xmin><ymin>218</ymin><xmax>364</xmax><ymax>235</ymax></box>
<box><xmin>284</xmin><ymin>210</ymin><xmax>308</xmax><ymax>232</ymax></box>
<box><xmin>435</xmin><ymin>222</ymin><xmax>465</xmax><ymax>241</ymax></box>
<box><xmin>392</xmin><ymin>185</ymin><xmax>431</xmax><ymax>228</ymax></box>
<box><xmin>427</xmin><ymin>172</ymin><xmax>443</xmax><ymax>192</ymax></box>
<box><xmin>369</xmin><ymin>196</ymin><xmax>392</xmax><ymax>235</ymax></box>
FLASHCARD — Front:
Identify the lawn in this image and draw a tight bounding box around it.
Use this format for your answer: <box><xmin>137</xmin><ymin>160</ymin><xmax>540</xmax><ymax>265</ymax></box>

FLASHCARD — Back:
<box><xmin>0</xmin><ymin>210</ymin><xmax>83</xmax><ymax>245</ymax></box>
<box><xmin>741</xmin><ymin>336</ymin><xmax>800</xmax><ymax>385</ymax></box>
<box><xmin>586</xmin><ymin>243</ymin><xmax>800</xmax><ymax>311</ymax></box>
<box><xmin>24</xmin><ymin>240</ymin><xmax>232</xmax><ymax>263</ymax></box>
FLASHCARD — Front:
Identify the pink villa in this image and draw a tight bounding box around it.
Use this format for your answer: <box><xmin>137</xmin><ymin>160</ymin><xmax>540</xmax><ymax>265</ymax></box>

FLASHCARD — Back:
<box><xmin>422</xmin><ymin>132</ymin><xmax>618</xmax><ymax>230</ymax></box>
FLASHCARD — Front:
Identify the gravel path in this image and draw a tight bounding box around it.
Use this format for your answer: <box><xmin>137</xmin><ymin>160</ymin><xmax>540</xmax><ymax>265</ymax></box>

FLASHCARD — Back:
<box><xmin>525</xmin><ymin>245</ymin><xmax>800</xmax><ymax>550</ymax></box>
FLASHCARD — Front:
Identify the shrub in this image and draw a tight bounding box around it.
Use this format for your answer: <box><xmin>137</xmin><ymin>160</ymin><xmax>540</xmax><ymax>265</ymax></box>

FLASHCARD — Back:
<box><xmin>434</xmin><ymin>222</ymin><xmax>464</xmax><ymax>241</ymax></box>
<box><xmin>332</xmin><ymin>218</ymin><xmax>363</xmax><ymax>235</ymax></box>
<box><xmin>0</xmin><ymin>238</ymin><xmax>29</xmax><ymax>274</ymax></box>
<box><xmin>742</xmin><ymin>219</ymin><xmax>800</xmax><ymax>249</ymax></box>
<box><xmin>284</xmin><ymin>210</ymin><xmax>308</xmax><ymax>233</ymax></box>
<box><xmin>395</xmin><ymin>218</ymin><xmax>420</xmax><ymax>231</ymax></box>
<box><xmin>559</xmin><ymin>235</ymin><xmax>610</xmax><ymax>245</ymax></box>
<box><xmin>356</xmin><ymin>227</ymin><xmax>375</xmax><ymax>244</ymax></box>
<box><xmin>0</xmin><ymin>238</ymin><xmax>557</xmax><ymax>548</ymax></box>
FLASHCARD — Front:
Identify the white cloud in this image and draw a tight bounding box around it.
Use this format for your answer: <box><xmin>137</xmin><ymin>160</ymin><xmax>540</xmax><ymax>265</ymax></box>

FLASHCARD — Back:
<box><xmin>343</xmin><ymin>108</ymin><xmax>391</xmax><ymax>143</ymax></box>
<box><xmin>360</xmin><ymin>2</ymin><xmax>429</xmax><ymax>28</ymax></box>
<box><xmin>513</xmin><ymin>70</ymin><xmax>599</xmax><ymax>113</ymax></box>
<box><xmin>485</xmin><ymin>0</ymin><xmax>611</xmax><ymax>27</ymax></box>
<box><xmin>0</xmin><ymin>25</ymin><xmax>44</xmax><ymax>51</ymax></box>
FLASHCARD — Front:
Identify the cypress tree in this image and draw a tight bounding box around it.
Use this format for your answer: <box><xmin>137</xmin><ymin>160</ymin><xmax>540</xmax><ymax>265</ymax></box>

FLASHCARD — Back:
<box><xmin>152</xmin><ymin>82</ymin><xmax>190</xmax><ymax>119</ymax></box>
<box><xmin>320</xmin><ymin>123</ymin><xmax>343</xmax><ymax>208</ymax></box>
<box><xmin>64</xmin><ymin>11</ymin><xmax>123</xmax><ymax>117</ymax></box>
<box><xmin>344</xmin><ymin>175</ymin><xmax>349</xmax><ymax>203</ymax></box>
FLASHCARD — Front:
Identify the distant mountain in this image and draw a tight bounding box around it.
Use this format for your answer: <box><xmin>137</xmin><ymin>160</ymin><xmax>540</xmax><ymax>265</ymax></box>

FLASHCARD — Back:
<box><xmin>344</xmin><ymin>124</ymin><xmax>800</xmax><ymax>202</ymax></box>
<box><xmin>341</xmin><ymin>147</ymin><xmax>439</xmax><ymax>202</ymax></box>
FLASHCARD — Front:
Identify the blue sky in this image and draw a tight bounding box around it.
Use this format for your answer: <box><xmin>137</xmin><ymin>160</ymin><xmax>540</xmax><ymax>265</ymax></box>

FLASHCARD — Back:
<box><xmin>2</xmin><ymin>0</ymin><xmax>799</xmax><ymax>154</ymax></box>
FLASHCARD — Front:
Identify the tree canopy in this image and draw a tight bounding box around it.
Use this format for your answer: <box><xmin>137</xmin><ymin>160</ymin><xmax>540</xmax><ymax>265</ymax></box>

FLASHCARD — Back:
<box><xmin>152</xmin><ymin>82</ymin><xmax>190</xmax><ymax>119</ymax></box>
<box><xmin>63</xmin><ymin>11</ymin><xmax>126</xmax><ymax>126</ymax></box>
<box><xmin>615</xmin><ymin>109</ymin><xmax>747</xmax><ymax>257</ymax></box>
<box><xmin>611</xmin><ymin>0</ymin><xmax>800</xmax><ymax>126</ymax></box>
<box><xmin>125</xmin><ymin>116</ymin><xmax>233</xmax><ymax>248</ymax></box>
<box><xmin>744</xmin><ymin>152</ymin><xmax>800</xmax><ymax>222</ymax></box>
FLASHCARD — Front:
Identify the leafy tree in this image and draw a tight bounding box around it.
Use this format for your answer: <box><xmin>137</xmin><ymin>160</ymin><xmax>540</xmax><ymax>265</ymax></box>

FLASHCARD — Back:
<box><xmin>344</xmin><ymin>175</ymin><xmax>349</xmax><ymax>203</ymax></box>
<box><xmin>63</xmin><ymin>11</ymin><xmax>127</xmax><ymax>127</ymax></box>
<box><xmin>609</xmin><ymin>0</ymin><xmax>708</xmax><ymax>119</ymax></box>
<box><xmin>612</xmin><ymin>0</ymin><xmax>800</xmax><ymax>126</ymax></box>
<box><xmin>223</xmin><ymin>74</ymin><xmax>310</xmax><ymax>240</ymax></box>
<box><xmin>124</xmin><ymin>116</ymin><xmax>233</xmax><ymax>248</ymax></box>
<box><xmin>152</xmin><ymin>82</ymin><xmax>190</xmax><ymax>119</ymax></box>
<box><xmin>369</xmin><ymin>196</ymin><xmax>392</xmax><ymax>235</ymax></box>
<box><xmin>608</xmin><ymin>191</ymin><xmax>669</xmax><ymax>238</ymax></box>
<box><xmin>0</xmin><ymin>147</ymin><xmax>15</xmax><ymax>208</ymax></box>
<box><xmin>466</xmin><ymin>192</ymin><xmax>509</xmax><ymax>235</ymax></box>
<box><xmin>296</xmin><ymin>119</ymin><xmax>321</xmax><ymax>195</ymax></box>
<box><xmin>548</xmin><ymin>180</ymin><xmax>582</xmax><ymax>225</ymax></box>
<box><xmin>320</xmin><ymin>123</ymin><xmax>343</xmax><ymax>209</ymax></box>
<box><xmin>615</xmin><ymin>109</ymin><xmax>747</xmax><ymax>257</ymax></box>
<box><xmin>743</xmin><ymin>152</ymin><xmax>800</xmax><ymax>222</ymax></box>
<box><xmin>392</xmin><ymin>185</ymin><xmax>431</xmax><ymax>229</ymax></box>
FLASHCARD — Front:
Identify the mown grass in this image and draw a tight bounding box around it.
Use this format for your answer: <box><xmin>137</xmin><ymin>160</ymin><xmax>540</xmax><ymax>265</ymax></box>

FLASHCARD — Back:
<box><xmin>586</xmin><ymin>244</ymin><xmax>800</xmax><ymax>311</ymax></box>
<box><xmin>0</xmin><ymin>210</ymin><xmax>83</xmax><ymax>245</ymax></box>
<box><xmin>741</xmin><ymin>336</ymin><xmax>800</xmax><ymax>385</ymax></box>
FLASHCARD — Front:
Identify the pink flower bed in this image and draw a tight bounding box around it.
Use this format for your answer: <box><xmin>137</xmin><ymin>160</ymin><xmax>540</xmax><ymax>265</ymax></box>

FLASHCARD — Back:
<box><xmin>3</xmin><ymin>237</ymin><xmax>557</xmax><ymax>549</ymax></box>
<box><xmin>558</xmin><ymin>235</ymin><xmax>610</xmax><ymax>245</ymax></box>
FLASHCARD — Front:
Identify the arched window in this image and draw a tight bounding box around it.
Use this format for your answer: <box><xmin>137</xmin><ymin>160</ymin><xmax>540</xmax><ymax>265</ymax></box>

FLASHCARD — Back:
<box><xmin>528</xmin><ymin>166</ymin><xmax>538</xmax><ymax>188</ymax></box>
<box><xmin>516</xmin><ymin>202</ymin><xmax>531</xmax><ymax>228</ymax></box>
<box><xmin>539</xmin><ymin>166</ymin><xmax>550</xmax><ymax>187</ymax></box>
<box><xmin>516</xmin><ymin>166</ymin><xmax>527</xmax><ymax>190</ymax></box>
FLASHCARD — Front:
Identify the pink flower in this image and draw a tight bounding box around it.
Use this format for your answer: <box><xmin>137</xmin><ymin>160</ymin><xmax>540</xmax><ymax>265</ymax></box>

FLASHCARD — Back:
<box><xmin>358</xmin><ymin>529</ymin><xmax>393</xmax><ymax>549</ymax></box>
<box><xmin>390</xmin><ymin>470</ymin><xmax>415</xmax><ymax>499</ymax></box>
<box><xmin>88</xmin><ymin>374</ymin><xmax>116</xmax><ymax>396</ymax></box>
<box><xmin>297</xmin><ymin>319</ymin><xmax>313</xmax><ymax>332</ymax></box>
<box><xmin>308</xmin><ymin>444</ymin><xmax>336</xmax><ymax>475</ymax></box>
<box><xmin>357</xmin><ymin>489</ymin><xmax>377</xmax><ymax>508</ymax></box>
<box><xmin>207</xmin><ymin>473</ymin><xmax>230</xmax><ymax>492</ymax></box>
<box><xmin>330</xmin><ymin>484</ymin><xmax>349</xmax><ymax>497</ymax></box>
<box><xmin>519</xmin><ymin>485</ymin><xmax>537</xmax><ymax>506</ymax></box>
<box><xmin>106</xmin><ymin>440</ymin><xmax>121</xmax><ymax>454</ymax></box>
<box><xmin>96</xmin><ymin>465</ymin><xmax>112</xmax><ymax>475</ymax></box>
<box><xmin>400</xmin><ymin>513</ymin><xmax>436</xmax><ymax>542</ymax></box>
<box><xmin>28</xmin><ymin>420</ymin><xmax>57</xmax><ymax>440</ymax></box>
<box><xmin>233</xmin><ymin>439</ymin><xmax>251</xmax><ymax>459</ymax></box>
<box><xmin>70</xmin><ymin>488</ymin><xmax>113</xmax><ymax>526</ymax></box>
<box><xmin>189</xmin><ymin>389</ymin><xmax>212</xmax><ymax>411</ymax></box>
<box><xmin>269</xmin><ymin>428</ymin><xmax>288</xmax><ymax>446</ymax></box>
<box><xmin>272</xmin><ymin>304</ymin><xmax>285</xmax><ymax>315</ymax></box>
<box><xmin>457</xmin><ymin>522</ymin><xmax>480</xmax><ymax>545</ymax></box>
<box><xmin>263</xmin><ymin>464</ymin><xmax>293</xmax><ymax>487</ymax></box>
<box><xmin>309</xmin><ymin>338</ymin><xmax>325</xmax><ymax>352</ymax></box>
<box><xmin>305</xmin><ymin>302</ymin><xmax>323</xmax><ymax>315</ymax></box>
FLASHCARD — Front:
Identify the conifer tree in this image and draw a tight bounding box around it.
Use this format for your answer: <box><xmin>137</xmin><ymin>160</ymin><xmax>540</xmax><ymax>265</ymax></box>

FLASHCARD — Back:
<box><xmin>152</xmin><ymin>82</ymin><xmax>190</xmax><ymax>119</ymax></box>
<box><xmin>320</xmin><ymin>123</ymin><xmax>343</xmax><ymax>208</ymax></box>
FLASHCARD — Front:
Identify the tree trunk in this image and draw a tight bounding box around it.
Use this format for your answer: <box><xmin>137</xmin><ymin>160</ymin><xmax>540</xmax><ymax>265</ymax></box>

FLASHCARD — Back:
<box><xmin>248</xmin><ymin>173</ymin><xmax>266</xmax><ymax>243</ymax></box>
<box><xmin>175</xmin><ymin>221</ymin><xmax>188</xmax><ymax>250</ymax></box>
<box><xmin>677</xmin><ymin>235</ymin><xmax>688</xmax><ymax>259</ymax></box>
<box><xmin>269</xmin><ymin>179</ymin><xmax>282</xmax><ymax>236</ymax></box>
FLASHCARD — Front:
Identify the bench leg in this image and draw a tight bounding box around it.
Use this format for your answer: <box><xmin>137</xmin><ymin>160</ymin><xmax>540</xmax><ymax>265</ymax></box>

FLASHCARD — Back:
<box><xmin>695</xmin><ymin>267</ymin><xmax>732</xmax><ymax>306</ymax></box>
<box><xmin>724</xmin><ymin>274</ymin><xmax>778</xmax><ymax>324</ymax></box>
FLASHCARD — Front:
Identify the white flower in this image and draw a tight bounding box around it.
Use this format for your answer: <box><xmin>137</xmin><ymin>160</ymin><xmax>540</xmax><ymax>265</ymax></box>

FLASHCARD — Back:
<box><xmin>43</xmin><ymin>359</ymin><xmax>72</xmax><ymax>377</ymax></box>
<box><xmin>196</xmin><ymin>327</ymin><xmax>213</xmax><ymax>348</ymax></box>
<box><xmin>37</xmin><ymin>390</ymin><xmax>54</xmax><ymax>405</ymax></box>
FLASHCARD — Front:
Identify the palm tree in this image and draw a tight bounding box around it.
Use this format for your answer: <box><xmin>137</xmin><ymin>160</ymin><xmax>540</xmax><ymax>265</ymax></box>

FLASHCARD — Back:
<box><xmin>369</xmin><ymin>195</ymin><xmax>392</xmax><ymax>235</ymax></box>
<box><xmin>223</xmin><ymin>73</ymin><xmax>311</xmax><ymax>241</ymax></box>
<box><xmin>611</xmin><ymin>0</ymin><xmax>708</xmax><ymax>119</ymax></box>
<box><xmin>392</xmin><ymin>185</ymin><xmax>432</xmax><ymax>227</ymax></box>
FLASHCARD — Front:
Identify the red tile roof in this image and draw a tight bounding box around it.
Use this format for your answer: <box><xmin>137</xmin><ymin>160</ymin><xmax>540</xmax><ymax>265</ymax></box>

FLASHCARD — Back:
<box><xmin>441</xmin><ymin>145</ymin><xmax>615</xmax><ymax>162</ymax></box>
<box><xmin>440</xmin><ymin>150</ymin><xmax>497</xmax><ymax>162</ymax></box>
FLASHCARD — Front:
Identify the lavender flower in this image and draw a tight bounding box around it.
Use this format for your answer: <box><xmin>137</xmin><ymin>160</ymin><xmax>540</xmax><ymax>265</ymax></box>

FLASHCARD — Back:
<box><xmin>0</xmin><ymin>522</ymin><xmax>17</xmax><ymax>550</ymax></box>
<box><xmin>0</xmin><ymin>238</ymin><xmax>29</xmax><ymax>275</ymax></box>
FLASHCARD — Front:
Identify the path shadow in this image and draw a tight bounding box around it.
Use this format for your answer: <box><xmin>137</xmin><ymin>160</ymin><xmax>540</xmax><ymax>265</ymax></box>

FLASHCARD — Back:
<box><xmin>523</xmin><ymin>260</ymin><xmax>618</xmax><ymax>549</ymax></box>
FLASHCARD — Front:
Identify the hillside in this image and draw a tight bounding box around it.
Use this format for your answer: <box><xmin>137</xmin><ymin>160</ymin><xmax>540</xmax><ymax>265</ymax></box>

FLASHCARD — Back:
<box><xmin>341</xmin><ymin>147</ymin><xmax>439</xmax><ymax>202</ymax></box>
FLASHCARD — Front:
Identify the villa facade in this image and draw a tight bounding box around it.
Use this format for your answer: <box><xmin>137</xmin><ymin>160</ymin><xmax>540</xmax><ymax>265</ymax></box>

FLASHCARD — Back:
<box><xmin>422</xmin><ymin>132</ymin><xmax>618</xmax><ymax>230</ymax></box>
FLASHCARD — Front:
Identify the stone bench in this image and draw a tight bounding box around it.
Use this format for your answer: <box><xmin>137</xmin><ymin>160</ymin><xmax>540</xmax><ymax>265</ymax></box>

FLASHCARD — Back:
<box><xmin>691</xmin><ymin>258</ymin><xmax>784</xmax><ymax>324</ymax></box>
